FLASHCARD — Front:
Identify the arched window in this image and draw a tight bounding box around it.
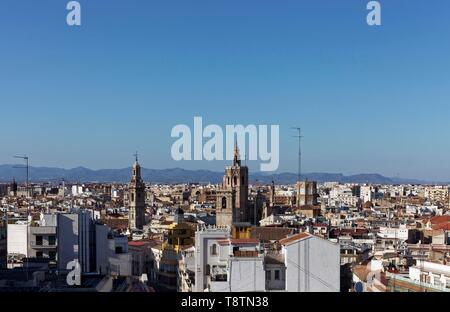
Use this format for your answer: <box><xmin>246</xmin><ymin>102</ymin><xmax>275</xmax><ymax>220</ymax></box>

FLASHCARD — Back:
<box><xmin>233</xmin><ymin>176</ymin><xmax>237</xmax><ymax>185</ymax></box>
<box><xmin>227</xmin><ymin>177</ymin><xmax>230</xmax><ymax>185</ymax></box>
<box><xmin>221</xmin><ymin>197</ymin><xmax>227</xmax><ymax>209</ymax></box>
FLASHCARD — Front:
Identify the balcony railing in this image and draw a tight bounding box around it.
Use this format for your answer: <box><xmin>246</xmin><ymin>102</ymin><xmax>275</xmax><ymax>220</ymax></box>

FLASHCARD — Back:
<box><xmin>29</xmin><ymin>242</ymin><xmax>57</xmax><ymax>249</ymax></box>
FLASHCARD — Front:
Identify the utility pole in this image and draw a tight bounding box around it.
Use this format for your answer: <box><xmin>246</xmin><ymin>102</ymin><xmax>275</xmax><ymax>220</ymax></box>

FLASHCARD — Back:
<box><xmin>292</xmin><ymin>127</ymin><xmax>303</xmax><ymax>182</ymax></box>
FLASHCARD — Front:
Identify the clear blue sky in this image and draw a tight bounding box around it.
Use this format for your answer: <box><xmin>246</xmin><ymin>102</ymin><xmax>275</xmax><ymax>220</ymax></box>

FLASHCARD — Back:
<box><xmin>1</xmin><ymin>0</ymin><xmax>449</xmax><ymax>181</ymax></box>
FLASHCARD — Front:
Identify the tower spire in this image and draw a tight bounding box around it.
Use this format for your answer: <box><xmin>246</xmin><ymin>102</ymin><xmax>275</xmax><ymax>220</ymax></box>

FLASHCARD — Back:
<box><xmin>133</xmin><ymin>151</ymin><xmax>139</xmax><ymax>164</ymax></box>
<box><xmin>233</xmin><ymin>141</ymin><xmax>241</xmax><ymax>166</ymax></box>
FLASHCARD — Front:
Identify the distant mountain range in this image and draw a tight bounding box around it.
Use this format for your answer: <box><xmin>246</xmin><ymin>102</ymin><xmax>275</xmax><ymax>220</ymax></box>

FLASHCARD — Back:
<box><xmin>0</xmin><ymin>164</ymin><xmax>444</xmax><ymax>185</ymax></box>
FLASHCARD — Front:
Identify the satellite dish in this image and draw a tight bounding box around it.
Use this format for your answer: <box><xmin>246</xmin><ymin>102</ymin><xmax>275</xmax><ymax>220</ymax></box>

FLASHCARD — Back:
<box><xmin>355</xmin><ymin>281</ymin><xmax>364</xmax><ymax>293</ymax></box>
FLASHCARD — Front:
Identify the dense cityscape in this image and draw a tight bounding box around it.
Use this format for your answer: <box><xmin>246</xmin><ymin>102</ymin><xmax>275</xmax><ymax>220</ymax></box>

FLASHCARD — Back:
<box><xmin>0</xmin><ymin>146</ymin><xmax>449</xmax><ymax>292</ymax></box>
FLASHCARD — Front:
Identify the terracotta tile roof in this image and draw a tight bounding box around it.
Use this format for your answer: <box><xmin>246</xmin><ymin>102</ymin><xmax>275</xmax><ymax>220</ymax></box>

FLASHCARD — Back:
<box><xmin>430</xmin><ymin>215</ymin><xmax>450</xmax><ymax>224</ymax></box>
<box><xmin>279</xmin><ymin>232</ymin><xmax>312</xmax><ymax>246</ymax></box>
<box><xmin>432</xmin><ymin>223</ymin><xmax>450</xmax><ymax>231</ymax></box>
<box><xmin>128</xmin><ymin>239</ymin><xmax>163</xmax><ymax>248</ymax></box>
<box><xmin>231</xmin><ymin>238</ymin><xmax>259</xmax><ymax>245</ymax></box>
<box><xmin>251</xmin><ymin>227</ymin><xmax>295</xmax><ymax>242</ymax></box>
<box><xmin>128</xmin><ymin>241</ymin><xmax>147</xmax><ymax>247</ymax></box>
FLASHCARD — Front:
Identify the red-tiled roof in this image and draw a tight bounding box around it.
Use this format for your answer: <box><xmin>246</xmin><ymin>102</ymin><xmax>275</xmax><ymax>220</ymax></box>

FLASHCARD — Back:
<box><xmin>279</xmin><ymin>232</ymin><xmax>311</xmax><ymax>246</ymax></box>
<box><xmin>432</xmin><ymin>223</ymin><xmax>450</xmax><ymax>231</ymax></box>
<box><xmin>251</xmin><ymin>227</ymin><xmax>295</xmax><ymax>242</ymax></box>
<box><xmin>430</xmin><ymin>215</ymin><xmax>450</xmax><ymax>225</ymax></box>
<box><xmin>231</xmin><ymin>238</ymin><xmax>259</xmax><ymax>245</ymax></box>
<box><xmin>128</xmin><ymin>241</ymin><xmax>147</xmax><ymax>247</ymax></box>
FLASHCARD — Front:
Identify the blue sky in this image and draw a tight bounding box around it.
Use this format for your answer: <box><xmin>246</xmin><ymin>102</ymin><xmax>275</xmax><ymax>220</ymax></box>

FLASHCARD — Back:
<box><xmin>0</xmin><ymin>0</ymin><xmax>450</xmax><ymax>181</ymax></box>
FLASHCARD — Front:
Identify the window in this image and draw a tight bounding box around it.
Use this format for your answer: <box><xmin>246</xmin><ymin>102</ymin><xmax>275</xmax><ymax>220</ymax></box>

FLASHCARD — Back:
<box><xmin>234</xmin><ymin>176</ymin><xmax>237</xmax><ymax>185</ymax></box>
<box><xmin>49</xmin><ymin>251</ymin><xmax>56</xmax><ymax>260</ymax></box>
<box><xmin>36</xmin><ymin>251</ymin><xmax>43</xmax><ymax>258</ymax></box>
<box><xmin>36</xmin><ymin>235</ymin><xmax>43</xmax><ymax>246</ymax></box>
<box><xmin>211</xmin><ymin>244</ymin><xmax>217</xmax><ymax>256</ymax></box>
<box><xmin>275</xmin><ymin>270</ymin><xmax>280</xmax><ymax>280</ymax></box>
<box><xmin>48</xmin><ymin>235</ymin><xmax>56</xmax><ymax>246</ymax></box>
<box><xmin>131</xmin><ymin>193</ymin><xmax>135</xmax><ymax>202</ymax></box>
<box><xmin>266</xmin><ymin>270</ymin><xmax>271</xmax><ymax>281</ymax></box>
<box><xmin>221</xmin><ymin>197</ymin><xmax>227</xmax><ymax>209</ymax></box>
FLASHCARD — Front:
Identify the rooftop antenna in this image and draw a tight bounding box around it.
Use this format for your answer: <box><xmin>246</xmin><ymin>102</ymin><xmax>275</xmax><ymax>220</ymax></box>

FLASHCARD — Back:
<box><xmin>13</xmin><ymin>154</ymin><xmax>30</xmax><ymax>204</ymax></box>
<box><xmin>292</xmin><ymin>127</ymin><xmax>303</xmax><ymax>182</ymax></box>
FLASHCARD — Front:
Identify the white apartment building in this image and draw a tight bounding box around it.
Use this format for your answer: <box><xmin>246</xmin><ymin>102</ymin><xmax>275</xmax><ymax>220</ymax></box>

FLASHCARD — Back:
<box><xmin>194</xmin><ymin>226</ymin><xmax>340</xmax><ymax>292</ymax></box>
<box><xmin>409</xmin><ymin>260</ymin><xmax>450</xmax><ymax>291</ymax></box>
<box><xmin>280</xmin><ymin>232</ymin><xmax>340</xmax><ymax>292</ymax></box>
<box><xmin>360</xmin><ymin>186</ymin><xmax>373</xmax><ymax>203</ymax></box>
<box><xmin>425</xmin><ymin>186</ymin><xmax>449</xmax><ymax>205</ymax></box>
<box><xmin>377</xmin><ymin>225</ymin><xmax>409</xmax><ymax>241</ymax></box>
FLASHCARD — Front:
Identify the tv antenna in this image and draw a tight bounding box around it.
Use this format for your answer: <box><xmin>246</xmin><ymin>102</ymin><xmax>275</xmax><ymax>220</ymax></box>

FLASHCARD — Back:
<box><xmin>292</xmin><ymin>127</ymin><xmax>303</xmax><ymax>182</ymax></box>
<box><xmin>13</xmin><ymin>155</ymin><xmax>30</xmax><ymax>202</ymax></box>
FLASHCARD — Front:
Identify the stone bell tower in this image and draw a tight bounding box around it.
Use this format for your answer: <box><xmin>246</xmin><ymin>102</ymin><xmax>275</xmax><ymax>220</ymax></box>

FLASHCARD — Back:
<box><xmin>216</xmin><ymin>143</ymin><xmax>249</xmax><ymax>227</ymax></box>
<box><xmin>128</xmin><ymin>153</ymin><xmax>146</xmax><ymax>230</ymax></box>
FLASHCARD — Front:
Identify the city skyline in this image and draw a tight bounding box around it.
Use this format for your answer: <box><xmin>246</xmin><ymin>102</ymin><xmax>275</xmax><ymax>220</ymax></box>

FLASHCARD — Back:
<box><xmin>1</xmin><ymin>1</ymin><xmax>450</xmax><ymax>180</ymax></box>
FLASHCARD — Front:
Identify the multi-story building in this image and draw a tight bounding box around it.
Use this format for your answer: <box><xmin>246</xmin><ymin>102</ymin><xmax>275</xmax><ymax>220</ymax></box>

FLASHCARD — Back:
<box><xmin>387</xmin><ymin>260</ymin><xmax>450</xmax><ymax>292</ymax></box>
<box><xmin>425</xmin><ymin>186</ymin><xmax>449</xmax><ymax>206</ymax></box>
<box><xmin>194</xmin><ymin>226</ymin><xmax>340</xmax><ymax>292</ymax></box>
<box><xmin>280</xmin><ymin>232</ymin><xmax>340</xmax><ymax>292</ymax></box>
<box><xmin>296</xmin><ymin>181</ymin><xmax>318</xmax><ymax>207</ymax></box>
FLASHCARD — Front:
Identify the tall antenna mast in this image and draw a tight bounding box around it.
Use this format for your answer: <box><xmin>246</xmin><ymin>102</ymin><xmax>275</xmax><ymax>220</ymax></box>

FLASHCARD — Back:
<box><xmin>292</xmin><ymin>127</ymin><xmax>303</xmax><ymax>182</ymax></box>
<box><xmin>14</xmin><ymin>155</ymin><xmax>30</xmax><ymax>206</ymax></box>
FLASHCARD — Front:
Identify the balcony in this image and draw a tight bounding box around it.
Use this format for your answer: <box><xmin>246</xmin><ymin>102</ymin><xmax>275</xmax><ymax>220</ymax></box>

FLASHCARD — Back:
<box><xmin>211</xmin><ymin>266</ymin><xmax>228</xmax><ymax>282</ymax></box>
<box><xmin>29</xmin><ymin>242</ymin><xmax>57</xmax><ymax>249</ymax></box>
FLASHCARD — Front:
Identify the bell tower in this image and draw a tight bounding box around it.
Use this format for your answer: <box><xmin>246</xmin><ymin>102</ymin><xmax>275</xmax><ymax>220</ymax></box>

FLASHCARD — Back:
<box><xmin>216</xmin><ymin>143</ymin><xmax>249</xmax><ymax>226</ymax></box>
<box><xmin>128</xmin><ymin>152</ymin><xmax>146</xmax><ymax>230</ymax></box>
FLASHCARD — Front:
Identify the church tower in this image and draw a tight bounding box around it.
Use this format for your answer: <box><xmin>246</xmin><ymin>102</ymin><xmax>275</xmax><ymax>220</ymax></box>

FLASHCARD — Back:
<box><xmin>128</xmin><ymin>153</ymin><xmax>146</xmax><ymax>230</ymax></box>
<box><xmin>216</xmin><ymin>143</ymin><xmax>249</xmax><ymax>227</ymax></box>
